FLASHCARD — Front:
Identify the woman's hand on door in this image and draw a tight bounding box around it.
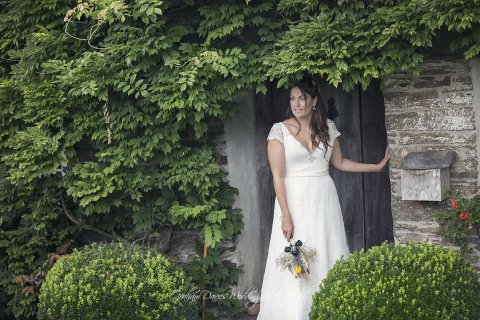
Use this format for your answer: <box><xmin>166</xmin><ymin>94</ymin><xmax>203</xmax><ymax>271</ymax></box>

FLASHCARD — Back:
<box><xmin>375</xmin><ymin>147</ymin><xmax>390</xmax><ymax>172</ymax></box>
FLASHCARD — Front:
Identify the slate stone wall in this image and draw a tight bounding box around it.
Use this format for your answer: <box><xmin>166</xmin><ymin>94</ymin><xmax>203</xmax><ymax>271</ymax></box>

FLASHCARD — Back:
<box><xmin>384</xmin><ymin>58</ymin><xmax>480</xmax><ymax>272</ymax></box>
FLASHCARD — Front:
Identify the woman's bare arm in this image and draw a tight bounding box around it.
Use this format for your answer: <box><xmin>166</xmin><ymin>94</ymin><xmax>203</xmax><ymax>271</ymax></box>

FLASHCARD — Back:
<box><xmin>267</xmin><ymin>139</ymin><xmax>294</xmax><ymax>241</ymax></box>
<box><xmin>330</xmin><ymin>139</ymin><xmax>390</xmax><ymax>172</ymax></box>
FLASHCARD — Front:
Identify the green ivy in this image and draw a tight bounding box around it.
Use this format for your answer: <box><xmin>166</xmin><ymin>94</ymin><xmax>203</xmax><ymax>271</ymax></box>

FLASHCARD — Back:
<box><xmin>0</xmin><ymin>0</ymin><xmax>276</xmax><ymax>317</ymax></box>
<box><xmin>267</xmin><ymin>0</ymin><xmax>480</xmax><ymax>90</ymax></box>
<box><xmin>2</xmin><ymin>0</ymin><xmax>480</xmax><ymax>318</ymax></box>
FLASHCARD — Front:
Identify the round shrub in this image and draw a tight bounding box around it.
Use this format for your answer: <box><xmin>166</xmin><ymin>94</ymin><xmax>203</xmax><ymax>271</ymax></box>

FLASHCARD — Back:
<box><xmin>310</xmin><ymin>241</ymin><xmax>480</xmax><ymax>320</ymax></box>
<box><xmin>38</xmin><ymin>243</ymin><xmax>199</xmax><ymax>320</ymax></box>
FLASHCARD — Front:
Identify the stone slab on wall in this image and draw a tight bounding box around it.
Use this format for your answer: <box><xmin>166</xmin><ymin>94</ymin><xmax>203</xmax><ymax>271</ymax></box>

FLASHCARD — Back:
<box><xmin>384</xmin><ymin>58</ymin><xmax>480</xmax><ymax>272</ymax></box>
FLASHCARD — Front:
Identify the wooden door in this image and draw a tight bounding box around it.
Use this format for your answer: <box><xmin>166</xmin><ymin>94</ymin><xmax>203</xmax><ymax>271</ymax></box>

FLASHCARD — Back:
<box><xmin>255</xmin><ymin>80</ymin><xmax>393</xmax><ymax>274</ymax></box>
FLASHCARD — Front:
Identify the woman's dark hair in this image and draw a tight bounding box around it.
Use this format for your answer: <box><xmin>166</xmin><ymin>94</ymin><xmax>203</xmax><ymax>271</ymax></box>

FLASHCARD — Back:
<box><xmin>286</xmin><ymin>77</ymin><xmax>331</xmax><ymax>155</ymax></box>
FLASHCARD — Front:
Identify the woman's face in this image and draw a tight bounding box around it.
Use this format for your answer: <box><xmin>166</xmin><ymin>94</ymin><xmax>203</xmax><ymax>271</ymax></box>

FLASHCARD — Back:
<box><xmin>289</xmin><ymin>87</ymin><xmax>317</xmax><ymax>120</ymax></box>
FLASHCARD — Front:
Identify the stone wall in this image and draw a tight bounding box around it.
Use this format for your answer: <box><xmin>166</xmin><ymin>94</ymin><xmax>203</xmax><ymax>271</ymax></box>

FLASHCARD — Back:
<box><xmin>384</xmin><ymin>58</ymin><xmax>480</xmax><ymax>271</ymax></box>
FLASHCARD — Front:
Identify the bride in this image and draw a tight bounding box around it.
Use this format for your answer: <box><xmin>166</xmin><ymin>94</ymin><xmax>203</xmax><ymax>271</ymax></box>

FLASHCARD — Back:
<box><xmin>257</xmin><ymin>77</ymin><xmax>389</xmax><ymax>319</ymax></box>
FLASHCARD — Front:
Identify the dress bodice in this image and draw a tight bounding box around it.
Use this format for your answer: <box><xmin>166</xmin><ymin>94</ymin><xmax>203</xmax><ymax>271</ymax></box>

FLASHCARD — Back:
<box><xmin>267</xmin><ymin>119</ymin><xmax>341</xmax><ymax>177</ymax></box>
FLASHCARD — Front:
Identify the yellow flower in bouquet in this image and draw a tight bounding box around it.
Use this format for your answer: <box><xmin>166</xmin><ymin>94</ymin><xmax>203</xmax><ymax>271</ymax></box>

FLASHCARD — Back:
<box><xmin>275</xmin><ymin>239</ymin><xmax>316</xmax><ymax>279</ymax></box>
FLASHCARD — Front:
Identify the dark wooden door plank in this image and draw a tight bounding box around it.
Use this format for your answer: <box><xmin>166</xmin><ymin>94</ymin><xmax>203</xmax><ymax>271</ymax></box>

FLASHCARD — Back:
<box><xmin>360</xmin><ymin>81</ymin><xmax>394</xmax><ymax>248</ymax></box>
<box><xmin>318</xmin><ymin>83</ymin><xmax>365</xmax><ymax>252</ymax></box>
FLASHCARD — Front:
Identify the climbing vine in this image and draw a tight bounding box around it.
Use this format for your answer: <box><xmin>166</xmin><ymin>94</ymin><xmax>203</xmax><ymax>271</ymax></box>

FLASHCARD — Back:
<box><xmin>1</xmin><ymin>0</ymin><xmax>480</xmax><ymax>318</ymax></box>
<box><xmin>268</xmin><ymin>0</ymin><xmax>480</xmax><ymax>90</ymax></box>
<box><xmin>0</xmin><ymin>0</ymin><xmax>283</xmax><ymax>317</ymax></box>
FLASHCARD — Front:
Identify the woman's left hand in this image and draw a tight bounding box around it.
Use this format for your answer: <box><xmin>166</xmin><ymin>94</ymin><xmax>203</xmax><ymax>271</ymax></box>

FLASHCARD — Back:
<box><xmin>376</xmin><ymin>147</ymin><xmax>390</xmax><ymax>172</ymax></box>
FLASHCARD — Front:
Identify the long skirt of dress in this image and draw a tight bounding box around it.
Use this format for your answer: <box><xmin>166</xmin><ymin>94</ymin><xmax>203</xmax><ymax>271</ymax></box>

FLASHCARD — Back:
<box><xmin>257</xmin><ymin>175</ymin><xmax>350</xmax><ymax>320</ymax></box>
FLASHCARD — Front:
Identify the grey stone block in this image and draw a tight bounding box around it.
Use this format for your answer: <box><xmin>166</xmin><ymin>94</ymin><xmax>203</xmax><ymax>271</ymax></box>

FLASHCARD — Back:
<box><xmin>442</xmin><ymin>75</ymin><xmax>474</xmax><ymax>92</ymax></box>
<box><xmin>399</xmin><ymin>132</ymin><xmax>476</xmax><ymax>145</ymax></box>
<box><xmin>444</xmin><ymin>91</ymin><xmax>474</xmax><ymax>106</ymax></box>
<box><xmin>384</xmin><ymin>90</ymin><xmax>440</xmax><ymax>111</ymax></box>
<box><xmin>168</xmin><ymin>230</ymin><xmax>201</xmax><ymax>263</ymax></box>
<box><xmin>413</xmin><ymin>75</ymin><xmax>451</xmax><ymax>89</ymax></box>
<box><xmin>386</xmin><ymin>107</ymin><xmax>475</xmax><ymax>131</ymax></box>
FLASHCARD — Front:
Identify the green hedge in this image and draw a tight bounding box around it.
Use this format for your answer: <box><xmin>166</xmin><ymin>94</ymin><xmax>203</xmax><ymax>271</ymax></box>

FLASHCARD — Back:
<box><xmin>310</xmin><ymin>241</ymin><xmax>480</xmax><ymax>320</ymax></box>
<box><xmin>38</xmin><ymin>243</ymin><xmax>199</xmax><ymax>320</ymax></box>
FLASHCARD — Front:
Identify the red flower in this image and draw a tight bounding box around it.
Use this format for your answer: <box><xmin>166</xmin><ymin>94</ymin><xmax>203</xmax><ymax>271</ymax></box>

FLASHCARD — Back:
<box><xmin>459</xmin><ymin>212</ymin><xmax>469</xmax><ymax>220</ymax></box>
<box><xmin>450</xmin><ymin>200</ymin><xmax>459</xmax><ymax>209</ymax></box>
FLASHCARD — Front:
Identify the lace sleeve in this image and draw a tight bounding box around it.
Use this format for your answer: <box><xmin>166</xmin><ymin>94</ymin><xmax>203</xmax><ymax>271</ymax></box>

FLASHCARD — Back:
<box><xmin>267</xmin><ymin>123</ymin><xmax>283</xmax><ymax>143</ymax></box>
<box><xmin>328</xmin><ymin>119</ymin><xmax>341</xmax><ymax>142</ymax></box>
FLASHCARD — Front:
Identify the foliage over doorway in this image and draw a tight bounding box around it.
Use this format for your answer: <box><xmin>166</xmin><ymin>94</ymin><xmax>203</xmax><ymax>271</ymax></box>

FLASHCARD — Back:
<box><xmin>1</xmin><ymin>0</ymin><xmax>480</xmax><ymax>318</ymax></box>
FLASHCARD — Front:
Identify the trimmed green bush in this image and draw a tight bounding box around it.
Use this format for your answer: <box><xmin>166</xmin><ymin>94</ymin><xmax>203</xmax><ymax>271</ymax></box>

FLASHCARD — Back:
<box><xmin>310</xmin><ymin>241</ymin><xmax>480</xmax><ymax>320</ymax></box>
<box><xmin>38</xmin><ymin>243</ymin><xmax>199</xmax><ymax>320</ymax></box>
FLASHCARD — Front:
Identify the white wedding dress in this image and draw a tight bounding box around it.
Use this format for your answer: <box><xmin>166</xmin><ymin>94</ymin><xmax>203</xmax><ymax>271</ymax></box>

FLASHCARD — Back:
<box><xmin>257</xmin><ymin>119</ymin><xmax>350</xmax><ymax>320</ymax></box>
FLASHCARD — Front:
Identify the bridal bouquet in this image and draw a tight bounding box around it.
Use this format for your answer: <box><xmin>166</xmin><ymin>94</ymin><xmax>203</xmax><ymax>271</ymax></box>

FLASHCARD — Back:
<box><xmin>275</xmin><ymin>240</ymin><xmax>317</xmax><ymax>279</ymax></box>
